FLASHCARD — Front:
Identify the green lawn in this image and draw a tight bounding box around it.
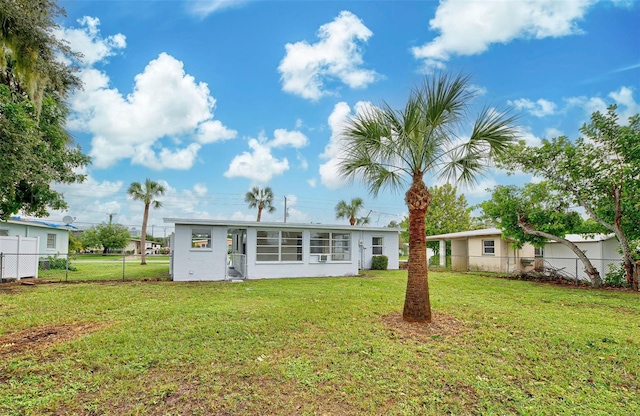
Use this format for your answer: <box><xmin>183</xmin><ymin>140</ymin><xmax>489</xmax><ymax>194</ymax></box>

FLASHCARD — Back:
<box><xmin>0</xmin><ymin>270</ymin><xmax>638</xmax><ymax>415</ymax></box>
<box><xmin>37</xmin><ymin>256</ymin><xmax>170</xmax><ymax>282</ymax></box>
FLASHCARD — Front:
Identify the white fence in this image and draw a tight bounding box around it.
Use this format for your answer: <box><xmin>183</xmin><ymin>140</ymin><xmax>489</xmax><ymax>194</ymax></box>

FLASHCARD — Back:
<box><xmin>0</xmin><ymin>236</ymin><xmax>39</xmax><ymax>280</ymax></box>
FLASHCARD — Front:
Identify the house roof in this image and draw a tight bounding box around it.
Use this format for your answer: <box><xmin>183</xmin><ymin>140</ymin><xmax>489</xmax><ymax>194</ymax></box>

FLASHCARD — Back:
<box><xmin>163</xmin><ymin>218</ymin><xmax>401</xmax><ymax>233</ymax></box>
<box><xmin>5</xmin><ymin>216</ymin><xmax>77</xmax><ymax>230</ymax></box>
<box><xmin>425</xmin><ymin>228</ymin><xmax>502</xmax><ymax>241</ymax></box>
<box><xmin>546</xmin><ymin>233</ymin><xmax>616</xmax><ymax>243</ymax></box>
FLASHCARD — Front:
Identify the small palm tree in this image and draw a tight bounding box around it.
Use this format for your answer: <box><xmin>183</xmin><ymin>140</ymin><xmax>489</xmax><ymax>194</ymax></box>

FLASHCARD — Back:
<box><xmin>245</xmin><ymin>186</ymin><xmax>275</xmax><ymax>222</ymax></box>
<box><xmin>339</xmin><ymin>72</ymin><xmax>518</xmax><ymax>322</ymax></box>
<box><xmin>127</xmin><ymin>178</ymin><xmax>165</xmax><ymax>265</ymax></box>
<box><xmin>335</xmin><ymin>198</ymin><xmax>366</xmax><ymax>226</ymax></box>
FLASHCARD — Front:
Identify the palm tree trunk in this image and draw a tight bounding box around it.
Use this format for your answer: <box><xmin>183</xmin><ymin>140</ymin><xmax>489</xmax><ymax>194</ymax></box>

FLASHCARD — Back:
<box><xmin>257</xmin><ymin>206</ymin><xmax>263</xmax><ymax>222</ymax></box>
<box><xmin>141</xmin><ymin>203</ymin><xmax>149</xmax><ymax>265</ymax></box>
<box><xmin>350</xmin><ymin>216</ymin><xmax>356</xmax><ymax>226</ymax></box>
<box><xmin>403</xmin><ymin>175</ymin><xmax>432</xmax><ymax>322</ymax></box>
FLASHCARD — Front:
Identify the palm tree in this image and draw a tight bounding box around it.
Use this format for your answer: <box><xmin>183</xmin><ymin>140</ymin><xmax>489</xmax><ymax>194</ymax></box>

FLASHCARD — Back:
<box><xmin>127</xmin><ymin>179</ymin><xmax>165</xmax><ymax>265</ymax></box>
<box><xmin>335</xmin><ymin>198</ymin><xmax>366</xmax><ymax>226</ymax></box>
<box><xmin>339</xmin><ymin>72</ymin><xmax>518</xmax><ymax>323</ymax></box>
<box><xmin>245</xmin><ymin>186</ymin><xmax>276</xmax><ymax>222</ymax></box>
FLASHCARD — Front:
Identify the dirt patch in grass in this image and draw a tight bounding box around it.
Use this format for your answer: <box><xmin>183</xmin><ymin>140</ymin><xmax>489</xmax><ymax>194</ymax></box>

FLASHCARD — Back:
<box><xmin>381</xmin><ymin>311</ymin><xmax>468</xmax><ymax>342</ymax></box>
<box><xmin>0</xmin><ymin>322</ymin><xmax>107</xmax><ymax>355</ymax></box>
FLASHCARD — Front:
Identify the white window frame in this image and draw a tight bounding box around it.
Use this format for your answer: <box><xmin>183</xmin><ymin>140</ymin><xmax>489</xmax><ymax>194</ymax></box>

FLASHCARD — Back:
<box><xmin>256</xmin><ymin>229</ymin><xmax>303</xmax><ymax>263</ymax></box>
<box><xmin>309</xmin><ymin>232</ymin><xmax>351</xmax><ymax>262</ymax></box>
<box><xmin>482</xmin><ymin>239</ymin><xmax>495</xmax><ymax>256</ymax></box>
<box><xmin>371</xmin><ymin>236</ymin><xmax>384</xmax><ymax>256</ymax></box>
<box><xmin>47</xmin><ymin>233</ymin><xmax>56</xmax><ymax>249</ymax></box>
<box><xmin>190</xmin><ymin>227</ymin><xmax>212</xmax><ymax>250</ymax></box>
<box><xmin>534</xmin><ymin>247</ymin><xmax>544</xmax><ymax>257</ymax></box>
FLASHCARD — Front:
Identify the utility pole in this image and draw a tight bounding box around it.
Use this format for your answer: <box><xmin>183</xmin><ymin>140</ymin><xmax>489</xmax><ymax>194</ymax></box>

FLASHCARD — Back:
<box><xmin>107</xmin><ymin>213</ymin><xmax>116</xmax><ymax>224</ymax></box>
<box><xmin>284</xmin><ymin>197</ymin><xmax>287</xmax><ymax>223</ymax></box>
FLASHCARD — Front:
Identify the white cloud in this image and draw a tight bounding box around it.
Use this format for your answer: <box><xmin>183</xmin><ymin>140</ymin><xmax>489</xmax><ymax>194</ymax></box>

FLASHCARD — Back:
<box><xmin>319</xmin><ymin>101</ymin><xmax>374</xmax><ymax>189</ymax></box>
<box><xmin>193</xmin><ymin>183</ymin><xmax>208</xmax><ymax>196</ymax></box>
<box><xmin>544</xmin><ymin>127</ymin><xmax>564</xmax><ymax>139</ymax></box>
<box><xmin>460</xmin><ymin>178</ymin><xmax>498</xmax><ymax>198</ymax></box>
<box><xmin>412</xmin><ymin>0</ymin><xmax>597</xmax><ymax>70</ymax></box>
<box><xmin>278</xmin><ymin>10</ymin><xmax>380</xmax><ymax>100</ymax></box>
<box><xmin>271</xmin><ymin>129</ymin><xmax>309</xmax><ymax>148</ymax></box>
<box><xmin>187</xmin><ymin>0</ymin><xmax>250</xmax><ymax>17</ymax></box>
<box><xmin>61</xmin><ymin>20</ymin><xmax>236</xmax><ymax>170</ymax></box>
<box><xmin>516</xmin><ymin>127</ymin><xmax>543</xmax><ymax>147</ymax></box>
<box><xmin>509</xmin><ymin>98</ymin><xmax>557</xmax><ymax>117</ymax></box>
<box><xmin>224</xmin><ymin>128</ymin><xmax>309</xmax><ymax>182</ymax></box>
<box><xmin>307</xmin><ymin>178</ymin><xmax>317</xmax><ymax>188</ymax></box>
<box><xmin>565</xmin><ymin>86</ymin><xmax>639</xmax><ymax>122</ymax></box>
<box><xmin>224</xmin><ymin>139</ymin><xmax>290</xmax><ymax>183</ymax></box>
<box><xmin>53</xmin><ymin>16</ymin><xmax>126</xmax><ymax>67</ymax></box>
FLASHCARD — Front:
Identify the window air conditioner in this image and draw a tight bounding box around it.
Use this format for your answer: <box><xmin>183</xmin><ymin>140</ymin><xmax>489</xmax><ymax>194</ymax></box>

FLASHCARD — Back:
<box><xmin>319</xmin><ymin>254</ymin><xmax>328</xmax><ymax>262</ymax></box>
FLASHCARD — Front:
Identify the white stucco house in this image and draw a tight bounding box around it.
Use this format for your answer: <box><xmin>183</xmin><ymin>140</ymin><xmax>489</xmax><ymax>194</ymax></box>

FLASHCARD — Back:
<box><xmin>542</xmin><ymin>234</ymin><xmax>620</xmax><ymax>281</ymax></box>
<box><xmin>164</xmin><ymin>218</ymin><xmax>400</xmax><ymax>281</ymax></box>
<box><xmin>1</xmin><ymin>216</ymin><xmax>72</xmax><ymax>255</ymax></box>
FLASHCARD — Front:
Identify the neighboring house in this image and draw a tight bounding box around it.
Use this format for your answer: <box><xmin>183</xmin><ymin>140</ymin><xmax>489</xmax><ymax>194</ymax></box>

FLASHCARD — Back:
<box><xmin>164</xmin><ymin>218</ymin><xmax>400</xmax><ymax>281</ymax></box>
<box><xmin>542</xmin><ymin>234</ymin><xmax>620</xmax><ymax>282</ymax></box>
<box><xmin>426</xmin><ymin>228</ymin><xmax>536</xmax><ymax>273</ymax></box>
<box><xmin>124</xmin><ymin>239</ymin><xmax>162</xmax><ymax>255</ymax></box>
<box><xmin>1</xmin><ymin>216</ymin><xmax>72</xmax><ymax>255</ymax></box>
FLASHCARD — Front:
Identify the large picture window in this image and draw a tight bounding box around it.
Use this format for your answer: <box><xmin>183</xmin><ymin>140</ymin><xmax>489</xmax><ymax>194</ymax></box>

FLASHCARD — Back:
<box><xmin>482</xmin><ymin>240</ymin><xmax>495</xmax><ymax>255</ymax></box>
<box><xmin>191</xmin><ymin>228</ymin><xmax>212</xmax><ymax>249</ymax></box>
<box><xmin>309</xmin><ymin>232</ymin><xmax>351</xmax><ymax>261</ymax></box>
<box><xmin>256</xmin><ymin>230</ymin><xmax>302</xmax><ymax>262</ymax></box>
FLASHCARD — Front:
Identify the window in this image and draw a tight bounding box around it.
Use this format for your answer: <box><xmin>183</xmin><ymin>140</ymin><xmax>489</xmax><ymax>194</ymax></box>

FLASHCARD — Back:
<box><xmin>309</xmin><ymin>232</ymin><xmax>351</xmax><ymax>261</ymax></box>
<box><xmin>191</xmin><ymin>228</ymin><xmax>212</xmax><ymax>249</ymax></box>
<box><xmin>482</xmin><ymin>240</ymin><xmax>495</xmax><ymax>255</ymax></box>
<box><xmin>47</xmin><ymin>233</ymin><xmax>56</xmax><ymax>249</ymax></box>
<box><xmin>256</xmin><ymin>230</ymin><xmax>302</xmax><ymax>262</ymax></box>
<box><xmin>0</xmin><ymin>229</ymin><xmax>8</xmax><ymax>236</ymax></box>
<box><xmin>372</xmin><ymin>237</ymin><xmax>384</xmax><ymax>255</ymax></box>
<box><xmin>534</xmin><ymin>247</ymin><xmax>544</xmax><ymax>258</ymax></box>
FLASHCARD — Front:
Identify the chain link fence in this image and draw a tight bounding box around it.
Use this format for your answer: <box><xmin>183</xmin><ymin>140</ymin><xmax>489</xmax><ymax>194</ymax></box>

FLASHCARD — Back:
<box><xmin>429</xmin><ymin>254</ymin><xmax>628</xmax><ymax>286</ymax></box>
<box><xmin>0</xmin><ymin>252</ymin><xmax>171</xmax><ymax>282</ymax></box>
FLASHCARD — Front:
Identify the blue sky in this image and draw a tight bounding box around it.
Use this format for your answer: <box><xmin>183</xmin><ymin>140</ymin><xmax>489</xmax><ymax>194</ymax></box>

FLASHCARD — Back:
<box><xmin>47</xmin><ymin>0</ymin><xmax>639</xmax><ymax>236</ymax></box>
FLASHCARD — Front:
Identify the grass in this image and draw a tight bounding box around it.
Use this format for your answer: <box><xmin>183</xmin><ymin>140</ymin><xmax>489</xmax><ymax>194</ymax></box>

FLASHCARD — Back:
<box><xmin>0</xmin><ymin>270</ymin><xmax>638</xmax><ymax>415</ymax></box>
<box><xmin>37</xmin><ymin>256</ymin><xmax>170</xmax><ymax>282</ymax></box>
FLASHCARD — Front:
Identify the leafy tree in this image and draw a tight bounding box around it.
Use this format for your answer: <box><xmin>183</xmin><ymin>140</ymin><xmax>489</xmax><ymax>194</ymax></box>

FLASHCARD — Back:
<box><xmin>339</xmin><ymin>72</ymin><xmax>518</xmax><ymax>322</ymax></box>
<box><xmin>0</xmin><ymin>0</ymin><xmax>88</xmax><ymax>220</ymax></box>
<box><xmin>245</xmin><ymin>186</ymin><xmax>275</xmax><ymax>222</ymax></box>
<box><xmin>127</xmin><ymin>179</ymin><xmax>165</xmax><ymax>265</ymax></box>
<box><xmin>499</xmin><ymin>106</ymin><xmax>640</xmax><ymax>289</ymax></box>
<box><xmin>0</xmin><ymin>86</ymin><xmax>89</xmax><ymax>219</ymax></box>
<box><xmin>68</xmin><ymin>232</ymin><xmax>83</xmax><ymax>254</ymax></box>
<box><xmin>0</xmin><ymin>0</ymin><xmax>81</xmax><ymax>111</ymax></box>
<box><xmin>81</xmin><ymin>223</ymin><xmax>130</xmax><ymax>255</ymax></box>
<box><xmin>401</xmin><ymin>183</ymin><xmax>472</xmax><ymax>258</ymax></box>
<box><xmin>335</xmin><ymin>197</ymin><xmax>369</xmax><ymax>226</ymax></box>
<box><xmin>479</xmin><ymin>182</ymin><xmax>603</xmax><ymax>286</ymax></box>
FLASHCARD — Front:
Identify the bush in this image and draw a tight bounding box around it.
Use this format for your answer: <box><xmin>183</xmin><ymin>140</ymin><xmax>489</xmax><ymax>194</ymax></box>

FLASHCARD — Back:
<box><xmin>604</xmin><ymin>263</ymin><xmax>629</xmax><ymax>287</ymax></box>
<box><xmin>371</xmin><ymin>255</ymin><xmax>388</xmax><ymax>270</ymax></box>
<box><xmin>40</xmin><ymin>255</ymin><xmax>77</xmax><ymax>271</ymax></box>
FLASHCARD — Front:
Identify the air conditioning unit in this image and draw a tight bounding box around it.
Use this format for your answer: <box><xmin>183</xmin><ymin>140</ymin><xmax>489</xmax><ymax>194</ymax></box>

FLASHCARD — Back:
<box><xmin>319</xmin><ymin>254</ymin><xmax>328</xmax><ymax>262</ymax></box>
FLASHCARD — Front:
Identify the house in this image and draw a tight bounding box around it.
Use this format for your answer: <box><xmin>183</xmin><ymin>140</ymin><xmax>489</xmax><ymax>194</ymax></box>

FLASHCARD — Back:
<box><xmin>1</xmin><ymin>216</ymin><xmax>72</xmax><ymax>255</ymax></box>
<box><xmin>425</xmin><ymin>228</ymin><xmax>536</xmax><ymax>273</ymax></box>
<box><xmin>542</xmin><ymin>234</ymin><xmax>620</xmax><ymax>281</ymax></box>
<box><xmin>0</xmin><ymin>216</ymin><xmax>74</xmax><ymax>280</ymax></box>
<box><xmin>163</xmin><ymin>218</ymin><xmax>400</xmax><ymax>281</ymax></box>
<box><xmin>124</xmin><ymin>239</ymin><xmax>163</xmax><ymax>255</ymax></box>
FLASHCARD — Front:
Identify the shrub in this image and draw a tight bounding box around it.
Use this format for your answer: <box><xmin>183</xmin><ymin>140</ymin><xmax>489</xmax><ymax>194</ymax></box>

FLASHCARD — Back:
<box><xmin>371</xmin><ymin>255</ymin><xmax>388</xmax><ymax>270</ymax></box>
<box><xmin>604</xmin><ymin>263</ymin><xmax>629</xmax><ymax>287</ymax></box>
<box><xmin>40</xmin><ymin>255</ymin><xmax>77</xmax><ymax>271</ymax></box>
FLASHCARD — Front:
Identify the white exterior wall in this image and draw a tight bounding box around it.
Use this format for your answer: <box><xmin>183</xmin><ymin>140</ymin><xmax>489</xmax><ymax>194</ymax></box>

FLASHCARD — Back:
<box><xmin>171</xmin><ymin>225</ymin><xmax>228</xmax><ymax>281</ymax></box>
<box><xmin>0</xmin><ymin>222</ymin><xmax>68</xmax><ymax>255</ymax></box>
<box><xmin>544</xmin><ymin>238</ymin><xmax>621</xmax><ymax>282</ymax></box>
<box><xmin>169</xmin><ymin>223</ymin><xmax>399</xmax><ymax>281</ymax></box>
